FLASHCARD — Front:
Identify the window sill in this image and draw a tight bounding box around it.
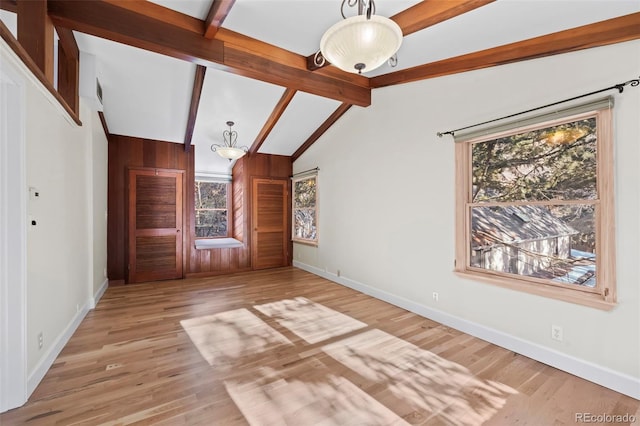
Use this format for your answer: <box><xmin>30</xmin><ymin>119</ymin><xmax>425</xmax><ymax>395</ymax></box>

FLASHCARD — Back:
<box><xmin>195</xmin><ymin>238</ymin><xmax>244</xmax><ymax>250</ymax></box>
<box><xmin>454</xmin><ymin>270</ymin><xmax>616</xmax><ymax>311</ymax></box>
<box><xmin>293</xmin><ymin>239</ymin><xmax>318</xmax><ymax>247</ymax></box>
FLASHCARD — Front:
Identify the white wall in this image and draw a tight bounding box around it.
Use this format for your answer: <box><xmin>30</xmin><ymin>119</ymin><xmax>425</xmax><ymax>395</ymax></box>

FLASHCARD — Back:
<box><xmin>294</xmin><ymin>41</ymin><xmax>640</xmax><ymax>396</ymax></box>
<box><xmin>90</xmin><ymin>110</ymin><xmax>108</xmax><ymax>301</ymax></box>
<box><xmin>1</xmin><ymin>39</ymin><xmax>108</xmax><ymax>395</ymax></box>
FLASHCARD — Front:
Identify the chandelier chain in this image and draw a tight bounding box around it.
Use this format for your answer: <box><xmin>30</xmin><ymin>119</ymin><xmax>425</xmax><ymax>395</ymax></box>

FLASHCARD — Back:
<box><xmin>341</xmin><ymin>0</ymin><xmax>375</xmax><ymax>19</ymax></box>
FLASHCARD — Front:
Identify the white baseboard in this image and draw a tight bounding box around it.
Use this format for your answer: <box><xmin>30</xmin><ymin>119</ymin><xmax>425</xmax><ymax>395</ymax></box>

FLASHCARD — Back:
<box><xmin>27</xmin><ymin>302</ymin><xmax>89</xmax><ymax>396</ymax></box>
<box><xmin>27</xmin><ymin>279</ymin><xmax>107</xmax><ymax>398</ymax></box>
<box><xmin>293</xmin><ymin>260</ymin><xmax>640</xmax><ymax>400</ymax></box>
<box><xmin>90</xmin><ymin>279</ymin><xmax>108</xmax><ymax>309</ymax></box>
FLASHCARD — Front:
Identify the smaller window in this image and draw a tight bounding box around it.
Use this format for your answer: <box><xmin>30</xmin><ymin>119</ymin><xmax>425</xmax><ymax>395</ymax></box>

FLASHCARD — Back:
<box><xmin>292</xmin><ymin>173</ymin><xmax>318</xmax><ymax>245</ymax></box>
<box><xmin>454</xmin><ymin>98</ymin><xmax>616</xmax><ymax>309</ymax></box>
<box><xmin>195</xmin><ymin>180</ymin><xmax>231</xmax><ymax>238</ymax></box>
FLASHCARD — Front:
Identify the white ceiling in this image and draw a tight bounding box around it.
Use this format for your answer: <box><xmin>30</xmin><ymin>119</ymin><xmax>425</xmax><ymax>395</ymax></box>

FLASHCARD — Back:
<box><xmin>2</xmin><ymin>1</ymin><xmax>638</xmax><ymax>175</ymax></box>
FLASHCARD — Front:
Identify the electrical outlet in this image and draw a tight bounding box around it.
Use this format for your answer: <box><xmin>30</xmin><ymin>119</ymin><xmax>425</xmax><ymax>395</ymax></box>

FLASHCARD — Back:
<box><xmin>38</xmin><ymin>332</ymin><xmax>43</xmax><ymax>349</ymax></box>
<box><xmin>551</xmin><ymin>325</ymin><xmax>563</xmax><ymax>341</ymax></box>
<box><xmin>432</xmin><ymin>292</ymin><xmax>439</xmax><ymax>302</ymax></box>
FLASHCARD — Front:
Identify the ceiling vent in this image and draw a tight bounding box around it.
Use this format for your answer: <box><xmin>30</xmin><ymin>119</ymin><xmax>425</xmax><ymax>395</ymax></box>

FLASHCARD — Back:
<box><xmin>79</xmin><ymin>51</ymin><xmax>104</xmax><ymax>111</ymax></box>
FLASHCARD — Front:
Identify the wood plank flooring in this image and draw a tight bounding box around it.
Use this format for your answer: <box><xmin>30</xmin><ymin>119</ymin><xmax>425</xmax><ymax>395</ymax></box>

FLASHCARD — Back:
<box><xmin>1</xmin><ymin>267</ymin><xmax>638</xmax><ymax>425</ymax></box>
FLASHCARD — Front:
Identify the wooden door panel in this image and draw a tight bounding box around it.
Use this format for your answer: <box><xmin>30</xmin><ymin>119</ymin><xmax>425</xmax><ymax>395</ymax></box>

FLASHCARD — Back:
<box><xmin>256</xmin><ymin>183</ymin><xmax>285</xmax><ymax>229</ymax></box>
<box><xmin>135</xmin><ymin>175</ymin><xmax>177</xmax><ymax>229</ymax></box>
<box><xmin>128</xmin><ymin>169</ymin><xmax>183</xmax><ymax>283</ymax></box>
<box><xmin>252</xmin><ymin>179</ymin><xmax>288</xmax><ymax>270</ymax></box>
<box><xmin>135</xmin><ymin>235</ymin><xmax>178</xmax><ymax>273</ymax></box>
<box><xmin>255</xmin><ymin>232</ymin><xmax>286</xmax><ymax>269</ymax></box>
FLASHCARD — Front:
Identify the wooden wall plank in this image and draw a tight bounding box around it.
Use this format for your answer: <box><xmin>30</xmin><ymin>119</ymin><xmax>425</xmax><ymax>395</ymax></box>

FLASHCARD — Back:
<box><xmin>108</xmin><ymin>135</ymin><xmax>192</xmax><ymax>281</ymax></box>
<box><xmin>184</xmin><ymin>65</ymin><xmax>206</xmax><ymax>152</ymax></box>
<box><xmin>17</xmin><ymin>0</ymin><xmax>54</xmax><ymax>82</ymax></box>
<box><xmin>292</xmin><ymin>103</ymin><xmax>352</xmax><ymax>161</ymax></box>
<box><xmin>47</xmin><ymin>0</ymin><xmax>371</xmax><ymax>107</ymax></box>
<box><xmin>371</xmin><ymin>12</ymin><xmax>640</xmax><ymax>88</ymax></box>
<box><xmin>391</xmin><ymin>0</ymin><xmax>495</xmax><ymax>36</ymax></box>
<box><xmin>108</xmin><ymin>135</ymin><xmax>292</xmax><ymax>281</ymax></box>
<box><xmin>56</xmin><ymin>27</ymin><xmax>79</xmax><ymax>115</ymax></box>
<box><xmin>0</xmin><ymin>21</ymin><xmax>81</xmax><ymax>124</ymax></box>
<box><xmin>203</xmin><ymin>0</ymin><xmax>235</xmax><ymax>39</ymax></box>
<box><xmin>249</xmin><ymin>88</ymin><xmax>296</xmax><ymax>154</ymax></box>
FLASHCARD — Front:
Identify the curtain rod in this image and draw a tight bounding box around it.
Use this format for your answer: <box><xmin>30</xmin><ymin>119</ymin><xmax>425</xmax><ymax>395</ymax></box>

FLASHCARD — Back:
<box><xmin>437</xmin><ymin>76</ymin><xmax>639</xmax><ymax>138</ymax></box>
<box><xmin>291</xmin><ymin>167</ymin><xmax>319</xmax><ymax>178</ymax></box>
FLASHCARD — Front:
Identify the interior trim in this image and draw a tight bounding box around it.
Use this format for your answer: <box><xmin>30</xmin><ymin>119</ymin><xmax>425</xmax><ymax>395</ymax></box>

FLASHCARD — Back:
<box><xmin>293</xmin><ymin>260</ymin><xmax>640</xmax><ymax>400</ymax></box>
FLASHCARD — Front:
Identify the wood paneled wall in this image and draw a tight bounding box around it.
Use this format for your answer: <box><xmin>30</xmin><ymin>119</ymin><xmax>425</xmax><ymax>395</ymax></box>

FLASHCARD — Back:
<box><xmin>187</xmin><ymin>153</ymin><xmax>293</xmax><ymax>277</ymax></box>
<box><xmin>241</xmin><ymin>153</ymin><xmax>293</xmax><ymax>268</ymax></box>
<box><xmin>232</xmin><ymin>159</ymin><xmax>245</xmax><ymax>242</ymax></box>
<box><xmin>108</xmin><ymin>135</ymin><xmax>292</xmax><ymax>283</ymax></box>
<box><xmin>107</xmin><ymin>135</ymin><xmax>192</xmax><ymax>283</ymax></box>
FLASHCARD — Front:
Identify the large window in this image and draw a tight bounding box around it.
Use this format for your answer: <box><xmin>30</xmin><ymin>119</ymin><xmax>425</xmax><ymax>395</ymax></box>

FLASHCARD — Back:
<box><xmin>455</xmin><ymin>99</ymin><xmax>616</xmax><ymax>309</ymax></box>
<box><xmin>195</xmin><ymin>180</ymin><xmax>230</xmax><ymax>238</ymax></box>
<box><xmin>292</xmin><ymin>174</ymin><xmax>318</xmax><ymax>245</ymax></box>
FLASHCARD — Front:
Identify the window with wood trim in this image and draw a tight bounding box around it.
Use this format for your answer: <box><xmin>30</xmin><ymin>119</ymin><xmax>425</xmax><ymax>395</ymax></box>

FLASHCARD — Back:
<box><xmin>194</xmin><ymin>180</ymin><xmax>231</xmax><ymax>238</ymax></box>
<box><xmin>455</xmin><ymin>100</ymin><xmax>616</xmax><ymax>309</ymax></box>
<box><xmin>292</xmin><ymin>174</ymin><xmax>318</xmax><ymax>245</ymax></box>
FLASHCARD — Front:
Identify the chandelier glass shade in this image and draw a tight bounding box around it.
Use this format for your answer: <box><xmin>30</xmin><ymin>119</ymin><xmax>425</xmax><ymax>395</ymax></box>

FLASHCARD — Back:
<box><xmin>320</xmin><ymin>14</ymin><xmax>402</xmax><ymax>74</ymax></box>
<box><xmin>211</xmin><ymin>121</ymin><xmax>248</xmax><ymax>162</ymax></box>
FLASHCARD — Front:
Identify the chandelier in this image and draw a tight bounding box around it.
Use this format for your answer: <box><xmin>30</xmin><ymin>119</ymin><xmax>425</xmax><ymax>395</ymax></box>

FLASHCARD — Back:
<box><xmin>211</xmin><ymin>121</ymin><xmax>248</xmax><ymax>162</ymax></box>
<box><xmin>314</xmin><ymin>0</ymin><xmax>402</xmax><ymax>74</ymax></box>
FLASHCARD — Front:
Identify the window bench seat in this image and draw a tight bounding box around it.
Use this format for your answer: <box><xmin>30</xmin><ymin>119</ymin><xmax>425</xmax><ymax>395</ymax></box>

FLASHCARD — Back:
<box><xmin>195</xmin><ymin>238</ymin><xmax>244</xmax><ymax>250</ymax></box>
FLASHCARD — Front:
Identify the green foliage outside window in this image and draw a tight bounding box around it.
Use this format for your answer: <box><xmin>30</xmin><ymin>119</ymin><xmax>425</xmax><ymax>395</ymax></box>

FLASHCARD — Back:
<box><xmin>195</xmin><ymin>181</ymin><xmax>228</xmax><ymax>238</ymax></box>
<box><xmin>293</xmin><ymin>176</ymin><xmax>317</xmax><ymax>243</ymax></box>
<box><xmin>470</xmin><ymin>117</ymin><xmax>597</xmax><ymax>286</ymax></box>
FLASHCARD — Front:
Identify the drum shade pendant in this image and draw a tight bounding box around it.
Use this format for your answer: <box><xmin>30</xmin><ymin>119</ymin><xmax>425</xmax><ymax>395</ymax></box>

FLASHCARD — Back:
<box><xmin>211</xmin><ymin>121</ymin><xmax>248</xmax><ymax>162</ymax></box>
<box><xmin>315</xmin><ymin>0</ymin><xmax>402</xmax><ymax>74</ymax></box>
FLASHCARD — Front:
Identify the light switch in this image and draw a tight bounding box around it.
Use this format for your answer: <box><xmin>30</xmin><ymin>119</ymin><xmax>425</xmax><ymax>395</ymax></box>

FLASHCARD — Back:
<box><xmin>29</xmin><ymin>187</ymin><xmax>40</xmax><ymax>200</ymax></box>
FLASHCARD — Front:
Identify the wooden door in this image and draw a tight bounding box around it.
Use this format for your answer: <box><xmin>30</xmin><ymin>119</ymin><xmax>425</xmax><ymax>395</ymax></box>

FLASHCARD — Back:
<box><xmin>252</xmin><ymin>178</ymin><xmax>288</xmax><ymax>270</ymax></box>
<box><xmin>128</xmin><ymin>168</ymin><xmax>183</xmax><ymax>283</ymax></box>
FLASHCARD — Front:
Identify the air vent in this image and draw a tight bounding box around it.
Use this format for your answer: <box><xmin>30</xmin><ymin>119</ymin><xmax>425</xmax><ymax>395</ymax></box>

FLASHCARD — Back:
<box><xmin>96</xmin><ymin>78</ymin><xmax>103</xmax><ymax>105</ymax></box>
<box><xmin>79</xmin><ymin>51</ymin><xmax>104</xmax><ymax>111</ymax></box>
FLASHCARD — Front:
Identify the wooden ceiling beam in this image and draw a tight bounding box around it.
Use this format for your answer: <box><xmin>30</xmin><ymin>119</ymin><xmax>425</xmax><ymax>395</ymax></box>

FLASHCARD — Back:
<box><xmin>292</xmin><ymin>103</ymin><xmax>352</xmax><ymax>161</ymax></box>
<box><xmin>184</xmin><ymin>65</ymin><xmax>207</xmax><ymax>152</ymax></box>
<box><xmin>55</xmin><ymin>26</ymin><xmax>78</xmax><ymax>59</ymax></box>
<box><xmin>204</xmin><ymin>0</ymin><xmax>235</xmax><ymax>39</ymax></box>
<box><xmin>56</xmin><ymin>26</ymin><xmax>79</xmax><ymax>115</ymax></box>
<box><xmin>98</xmin><ymin>111</ymin><xmax>110</xmax><ymax>136</ymax></box>
<box><xmin>101</xmin><ymin>0</ymin><xmax>204</xmax><ymax>34</ymax></box>
<box><xmin>46</xmin><ymin>0</ymin><xmax>371</xmax><ymax>107</ymax></box>
<box><xmin>306</xmin><ymin>0</ymin><xmax>495</xmax><ymax>71</ymax></box>
<box><xmin>47</xmin><ymin>1</ymin><xmax>225</xmax><ymax>65</ymax></box>
<box><xmin>214</xmin><ymin>28</ymin><xmax>370</xmax><ymax>87</ymax></box>
<box><xmin>371</xmin><ymin>12</ymin><xmax>640</xmax><ymax>88</ymax></box>
<box><xmin>249</xmin><ymin>88</ymin><xmax>296</xmax><ymax>155</ymax></box>
<box><xmin>17</xmin><ymin>0</ymin><xmax>54</xmax><ymax>83</ymax></box>
<box><xmin>391</xmin><ymin>0</ymin><xmax>496</xmax><ymax>36</ymax></box>
<box><xmin>0</xmin><ymin>20</ymin><xmax>80</xmax><ymax>124</ymax></box>
<box><xmin>0</xmin><ymin>0</ymin><xmax>17</xmax><ymax>13</ymax></box>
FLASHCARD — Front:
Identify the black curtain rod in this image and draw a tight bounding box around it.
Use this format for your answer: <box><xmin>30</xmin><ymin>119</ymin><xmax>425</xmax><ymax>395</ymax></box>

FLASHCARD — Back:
<box><xmin>437</xmin><ymin>76</ymin><xmax>639</xmax><ymax>138</ymax></box>
<box><xmin>291</xmin><ymin>167</ymin><xmax>319</xmax><ymax>177</ymax></box>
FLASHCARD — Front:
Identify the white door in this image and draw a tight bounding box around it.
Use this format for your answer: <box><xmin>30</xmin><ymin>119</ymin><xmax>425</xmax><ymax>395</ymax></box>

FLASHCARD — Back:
<box><xmin>0</xmin><ymin>55</ymin><xmax>28</xmax><ymax>413</ymax></box>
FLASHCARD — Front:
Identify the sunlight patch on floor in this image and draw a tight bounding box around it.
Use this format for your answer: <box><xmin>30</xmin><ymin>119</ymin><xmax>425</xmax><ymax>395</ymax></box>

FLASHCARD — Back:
<box><xmin>323</xmin><ymin>329</ymin><xmax>518</xmax><ymax>426</ymax></box>
<box><xmin>180</xmin><ymin>308</ymin><xmax>291</xmax><ymax>367</ymax></box>
<box><xmin>254</xmin><ymin>297</ymin><xmax>367</xmax><ymax>344</ymax></box>
<box><xmin>225</xmin><ymin>366</ymin><xmax>410</xmax><ymax>426</ymax></box>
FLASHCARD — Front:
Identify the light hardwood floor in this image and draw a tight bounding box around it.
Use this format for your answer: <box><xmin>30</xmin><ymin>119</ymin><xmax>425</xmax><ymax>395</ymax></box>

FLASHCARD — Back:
<box><xmin>2</xmin><ymin>267</ymin><xmax>638</xmax><ymax>425</ymax></box>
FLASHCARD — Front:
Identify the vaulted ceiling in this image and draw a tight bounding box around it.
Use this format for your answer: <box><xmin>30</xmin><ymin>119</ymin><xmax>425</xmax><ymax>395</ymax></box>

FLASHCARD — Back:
<box><xmin>1</xmin><ymin>0</ymin><xmax>639</xmax><ymax>175</ymax></box>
